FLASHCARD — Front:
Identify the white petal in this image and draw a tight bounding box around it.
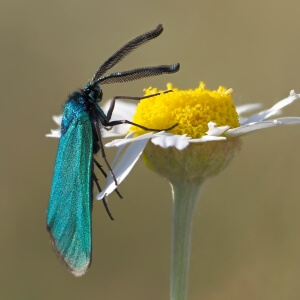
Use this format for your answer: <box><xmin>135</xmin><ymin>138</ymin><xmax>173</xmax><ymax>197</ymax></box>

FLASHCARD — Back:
<box><xmin>272</xmin><ymin>117</ymin><xmax>300</xmax><ymax>125</ymax></box>
<box><xmin>53</xmin><ymin>115</ymin><xmax>62</xmax><ymax>125</ymax></box>
<box><xmin>149</xmin><ymin>122</ymin><xmax>229</xmax><ymax>150</ymax></box>
<box><xmin>236</xmin><ymin>103</ymin><xmax>263</xmax><ymax>125</ymax></box>
<box><xmin>150</xmin><ymin>130</ymin><xmax>227</xmax><ymax>150</ymax></box>
<box><xmin>96</xmin><ymin>135</ymin><xmax>149</xmax><ymax>199</ymax></box>
<box><xmin>151</xmin><ymin>133</ymin><xmax>192</xmax><ymax>150</ymax></box>
<box><xmin>236</xmin><ymin>103</ymin><xmax>262</xmax><ymax>116</ymax></box>
<box><xmin>102</xmin><ymin>100</ymin><xmax>137</xmax><ymax>121</ymax></box>
<box><xmin>189</xmin><ymin>135</ymin><xmax>227</xmax><ymax>142</ymax></box>
<box><xmin>242</xmin><ymin>91</ymin><xmax>300</xmax><ymax>124</ymax></box>
<box><xmin>101</xmin><ymin>126</ymin><xmax>130</xmax><ymax>138</ymax></box>
<box><xmin>46</xmin><ymin>115</ymin><xmax>62</xmax><ymax>138</ymax></box>
<box><xmin>101</xmin><ymin>100</ymin><xmax>137</xmax><ymax>137</ymax></box>
<box><xmin>105</xmin><ymin>132</ymin><xmax>155</xmax><ymax>147</ymax></box>
<box><xmin>46</xmin><ymin>129</ymin><xmax>61</xmax><ymax>138</ymax></box>
<box><xmin>226</xmin><ymin>122</ymin><xmax>276</xmax><ymax>136</ymax></box>
<box><xmin>109</xmin><ymin>132</ymin><xmax>136</xmax><ymax>167</ymax></box>
<box><xmin>206</xmin><ymin>122</ymin><xmax>229</xmax><ymax>136</ymax></box>
<box><xmin>268</xmin><ymin>91</ymin><xmax>299</xmax><ymax>113</ymax></box>
<box><xmin>226</xmin><ymin>117</ymin><xmax>300</xmax><ymax>136</ymax></box>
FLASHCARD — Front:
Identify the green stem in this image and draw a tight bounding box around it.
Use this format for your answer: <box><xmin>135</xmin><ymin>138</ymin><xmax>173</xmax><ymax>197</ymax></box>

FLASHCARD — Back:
<box><xmin>170</xmin><ymin>181</ymin><xmax>203</xmax><ymax>300</ymax></box>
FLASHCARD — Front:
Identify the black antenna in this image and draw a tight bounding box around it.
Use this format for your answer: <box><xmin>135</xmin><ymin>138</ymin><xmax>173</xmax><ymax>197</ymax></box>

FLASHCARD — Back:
<box><xmin>91</xmin><ymin>24</ymin><xmax>163</xmax><ymax>82</ymax></box>
<box><xmin>96</xmin><ymin>64</ymin><xmax>180</xmax><ymax>85</ymax></box>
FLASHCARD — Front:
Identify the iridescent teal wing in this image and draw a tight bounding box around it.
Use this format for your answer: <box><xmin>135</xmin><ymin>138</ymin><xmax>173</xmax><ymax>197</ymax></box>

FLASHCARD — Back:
<box><xmin>47</xmin><ymin>106</ymin><xmax>93</xmax><ymax>277</ymax></box>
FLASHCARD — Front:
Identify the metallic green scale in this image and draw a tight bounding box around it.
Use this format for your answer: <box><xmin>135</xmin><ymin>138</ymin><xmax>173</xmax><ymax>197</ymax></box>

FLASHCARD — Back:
<box><xmin>47</xmin><ymin>100</ymin><xmax>93</xmax><ymax>277</ymax></box>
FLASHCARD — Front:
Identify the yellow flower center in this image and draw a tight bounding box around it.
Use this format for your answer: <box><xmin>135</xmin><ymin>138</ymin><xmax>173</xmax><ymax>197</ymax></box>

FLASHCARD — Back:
<box><xmin>130</xmin><ymin>82</ymin><xmax>240</xmax><ymax>138</ymax></box>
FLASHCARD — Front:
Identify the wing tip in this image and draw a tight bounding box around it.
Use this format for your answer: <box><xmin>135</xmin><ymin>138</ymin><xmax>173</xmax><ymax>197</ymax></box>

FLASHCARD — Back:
<box><xmin>46</xmin><ymin>225</ymin><xmax>91</xmax><ymax>277</ymax></box>
<box><xmin>71</xmin><ymin>266</ymin><xmax>90</xmax><ymax>277</ymax></box>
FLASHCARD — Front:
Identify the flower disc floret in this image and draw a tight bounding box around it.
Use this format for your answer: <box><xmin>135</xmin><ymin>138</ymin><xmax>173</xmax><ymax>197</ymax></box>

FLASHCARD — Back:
<box><xmin>130</xmin><ymin>82</ymin><xmax>240</xmax><ymax>138</ymax></box>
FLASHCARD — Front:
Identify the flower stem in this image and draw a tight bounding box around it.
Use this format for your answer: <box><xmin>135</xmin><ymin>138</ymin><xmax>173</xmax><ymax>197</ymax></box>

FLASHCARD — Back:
<box><xmin>170</xmin><ymin>181</ymin><xmax>202</xmax><ymax>300</ymax></box>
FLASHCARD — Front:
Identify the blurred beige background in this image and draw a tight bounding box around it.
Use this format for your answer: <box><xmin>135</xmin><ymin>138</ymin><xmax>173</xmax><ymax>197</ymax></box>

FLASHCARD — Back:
<box><xmin>1</xmin><ymin>0</ymin><xmax>300</xmax><ymax>299</ymax></box>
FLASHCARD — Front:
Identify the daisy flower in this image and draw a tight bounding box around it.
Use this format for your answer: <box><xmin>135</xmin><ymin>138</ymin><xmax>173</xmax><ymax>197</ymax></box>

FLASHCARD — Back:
<box><xmin>96</xmin><ymin>82</ymin><xmax>300</xmax><ymax>300</ymax></box>
<box><xmin>47</xmin><ymin>83</ymin><xmax>300</xmax><ymax>300</ymax></box>
<box><xmin>97</xmin><ymin>83</ymin><xmax>300</xmax><ymax>199</ymax></box>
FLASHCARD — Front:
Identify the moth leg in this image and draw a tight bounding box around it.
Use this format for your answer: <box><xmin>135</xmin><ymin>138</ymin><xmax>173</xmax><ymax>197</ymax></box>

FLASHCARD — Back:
<box><xmin>106</xmin><ymin>90</ymin><xmax>173</xmax><ymax>121</ymax></box>
<box><xmin>93</xmin><ymin>158</ymin><xmax>123</xmax><ymax>199</ymax></box>
<box><xmin>93</xmin><ymin>120</ymin><xmax>118</xmax><ymax>186</ymax></box>
<box><xmin>92</xmin><ymin>172</ymin><xmax>114</xmax><ymax>220</ymax></box>
<box><xmin>106</xmin><ymin>119</ymin><xmax>178</xmax><ymax>132</ymax></box>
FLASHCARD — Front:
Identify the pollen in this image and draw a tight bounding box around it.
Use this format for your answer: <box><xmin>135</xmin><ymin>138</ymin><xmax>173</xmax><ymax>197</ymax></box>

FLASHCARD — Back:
<box><xmin>130</xmin><ymin>82</ymin><xmax>240</xmax><ymax>138</ymax></box>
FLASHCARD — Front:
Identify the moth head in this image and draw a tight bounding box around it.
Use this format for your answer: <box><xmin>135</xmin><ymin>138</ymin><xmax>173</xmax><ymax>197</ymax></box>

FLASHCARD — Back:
<box><xmin>84</xmin><ymin>83</ymin><xmax>103</xmax><ymax>103</ymax></box>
